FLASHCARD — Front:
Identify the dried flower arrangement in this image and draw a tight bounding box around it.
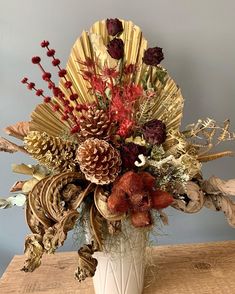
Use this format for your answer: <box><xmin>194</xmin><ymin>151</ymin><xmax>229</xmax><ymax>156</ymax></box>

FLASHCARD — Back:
<box><xmin>1</xmin><ymin>18</ymin><xmax>235</xmax><ymax>282</ymax></box>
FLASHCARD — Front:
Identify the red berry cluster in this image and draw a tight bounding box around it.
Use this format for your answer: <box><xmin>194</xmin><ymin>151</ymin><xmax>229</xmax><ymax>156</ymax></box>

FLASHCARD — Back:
<box><xmin>21</xmin><ymin>40</ymin><xmax>86</xmax><ymax>134</ymax></box>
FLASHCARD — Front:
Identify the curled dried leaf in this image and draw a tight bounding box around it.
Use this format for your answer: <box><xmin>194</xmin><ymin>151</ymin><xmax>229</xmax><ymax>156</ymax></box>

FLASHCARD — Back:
<box><xmin>94</xmin><ymin>186</ymin><xmax>125</xmax><ymax>221</ymax></box>
<box><xmin>172</xmin><ymin>181</ymin><xmax>205</xmax><ymax>213</ymax></box>
<box><xmin>74</xmin><ymin>243</ymin><xmax>98</xmax><ymax>282</ymax></box>
<box><xmin>21</xmin><ymin>234</ymin><xmax>44</xmax><ymax>272</ymax></box>
<box><xmin>43</xmin><ymin>210</ymin><xmax>79</xmax><ymax>254</ymax></box>
<box><xmin>205</xmin><ymin>194</ymin><xmax>235</xmax><ymax>227</ymax></box>
<box><xmin>202</xmin><ymin>176</ymin><xmax>235</xmax><ymax>196</ymax></box>
<box><xmin>89</xmin><ymin>204</ymin><xmax>105</xmax><ymax>251</ymax></box>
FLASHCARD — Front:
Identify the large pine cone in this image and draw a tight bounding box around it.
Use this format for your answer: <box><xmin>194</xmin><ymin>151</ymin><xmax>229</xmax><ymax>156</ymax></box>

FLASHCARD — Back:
<box><xmin>79</xmin><ymin>106</ymin><xmax>114</xmax><ymax>141</ymax></box>
<box><xmin>76</xmin><ymin>138</ymin><xmax>121</xmax><ymax>185</ymax></box>
<box><xmin>24</xmin><ymin>131</ymin><xmax>78</xmax><ymax>172</ymax></box>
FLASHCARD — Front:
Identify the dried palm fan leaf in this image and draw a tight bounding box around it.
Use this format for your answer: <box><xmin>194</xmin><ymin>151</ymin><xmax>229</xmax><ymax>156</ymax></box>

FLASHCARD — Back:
<box><xmin>30</xmin><ymin>103</ymin><xmax>71</xmax><ymax>138</ymax></box>
<box><xmin>30</xmin><ymin>20</ymin><xmax>184</xmax><ymax>136</ymax></box>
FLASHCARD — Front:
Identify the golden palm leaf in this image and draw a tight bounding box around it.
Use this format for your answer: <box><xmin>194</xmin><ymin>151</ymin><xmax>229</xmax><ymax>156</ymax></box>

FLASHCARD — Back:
<box><xmin>29</xmin><ymin>19</ymin><xmax>184</xmax><ymax>136</ymax></box>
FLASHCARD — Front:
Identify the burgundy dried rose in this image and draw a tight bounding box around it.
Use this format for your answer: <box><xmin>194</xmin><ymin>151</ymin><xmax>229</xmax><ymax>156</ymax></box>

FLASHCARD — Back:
<box><xmin>142</xmin><ymin>119</ymin><xmax>166</xmax><ymax>145</ymax></box>
<box><xmin>143</xmin><ymin>47</ymin><xmax>164</xmax><ymax>66</ymax></box>
<box><xmin>106</xmin><ymin>18</ymin><xmax>123</xmax><ymax>36</ymax></box>
<box><xmin>107</xmin><ymin>38</ymin><xmax>124</xmax><ymax>59</ymax></box>
<box><xmin>120</xmin><ymin>142</ymin><xmax>147</xmax><ymax>169</ymax></box>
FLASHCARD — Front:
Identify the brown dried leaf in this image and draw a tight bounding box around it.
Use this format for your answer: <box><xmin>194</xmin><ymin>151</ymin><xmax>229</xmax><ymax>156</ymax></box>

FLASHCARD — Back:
<box><xmin>12</xmin><ymin>163</ymin><xmax>34</xmax><ymax>175</ymax></box>
<box><xmin>202</xmin><ymin>176</ymin><xmax>235</xmax><ymax>196</ymax></box>
<box><xmin>172</xmin><ymin>181</ymin><xmax>205</xmax><ymax>213</ymax></box>
<box><xmin>74</xmin><ymin>243</ymin><xmax>98</xmax><ymax>282</ymax></box>
<box><xmin>205</xmin><ymin>194</ymin><xmax>235</xmax><ymax>227</ymax></box>
<box><xmin>4</xmin><ymin>121</ymin><xmax>29</xmax><ymax>140</ymax></box>
<box><xmin>89</xmin><ymin>204</ymin><xmax>104</xmax><ymax>251</ymax></box>
<box><xmin>21</xmin><ymin>234</ymin><xmax>44</xmax><ymax>272</ymax></box>
<box><xmin>0</xmin><ymin>137</ymin><xmax>26</xmax><ymax>153</ymax></box>
<box><xmin>10</xmin><ymin>181</ymin><xmax>26</xmax><ymax>192</ymax></box>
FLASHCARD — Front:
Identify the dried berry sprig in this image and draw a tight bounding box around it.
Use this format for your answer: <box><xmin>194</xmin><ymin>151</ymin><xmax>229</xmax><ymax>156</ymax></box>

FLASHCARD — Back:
<box><xmin>40</xmin><ymin>40</ymin><xmax>79</xmax><ymax>104</ymax></box>
<box><xmin>21</xmin><ymin>77</ymin><xmax>76</xmax><ymax>127</ymax></box>
<box><xmin>22</xmin><ymin>50</ymin><xmax>82</xmax><ymax>134</ymax></box>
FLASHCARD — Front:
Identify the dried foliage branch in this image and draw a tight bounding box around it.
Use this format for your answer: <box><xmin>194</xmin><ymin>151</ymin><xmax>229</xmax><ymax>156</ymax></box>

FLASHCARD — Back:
<box><xmin>184</xmin><ymin>118</ymin><xmax>235</xmax><ymax>161</ymax></box>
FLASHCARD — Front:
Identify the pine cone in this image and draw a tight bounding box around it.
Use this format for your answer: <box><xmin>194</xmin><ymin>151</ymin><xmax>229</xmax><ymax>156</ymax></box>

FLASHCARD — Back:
<box><xmin>24</xmin><ymin>131</ymin><xmax>78</xmax><ymax>172</ymax></box>
<box><xmin>79</xmin><ymin>107</ymin><xmax>114</xmax><ymax>141</ymax></box>
<box><xmin>76</xmin><ymin>138</ymin><xmax>121</xmax><ymax>185</ymax></box>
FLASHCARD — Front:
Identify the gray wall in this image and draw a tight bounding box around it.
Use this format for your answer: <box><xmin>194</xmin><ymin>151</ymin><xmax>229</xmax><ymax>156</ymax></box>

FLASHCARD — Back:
<box><xmin>0</xmin><ymin>0</ymin><xmax>235</xmax><ymax>276</ymax></box>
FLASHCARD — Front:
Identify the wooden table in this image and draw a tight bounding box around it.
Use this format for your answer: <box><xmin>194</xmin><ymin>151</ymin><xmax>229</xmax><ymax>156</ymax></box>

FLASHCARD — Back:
<box><xmin>0</xmin><ymin>241</ymin><xmax>235</xmax><ymax>293</ymax></box>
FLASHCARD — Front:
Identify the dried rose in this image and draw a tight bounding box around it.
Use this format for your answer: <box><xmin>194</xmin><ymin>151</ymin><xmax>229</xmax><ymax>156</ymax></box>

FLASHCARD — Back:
<box><xmin>120</xmin><ymin>143</ymin><xmax>147</xmax><ymax>169</ymax></box>
<box><xmin>142</xmin><ymin>119</ymin><xmax>166</xmax><ymax>145</ymax></box>
<box><xmin>107</xmin><ymin>38</ymin><xmax>124</xmax><ymax>60</ymax></box>
<box><xmin>143</xmin><ymin>47</ymin><xmax>164</xmax><ymax>66</ymax></box>
<box><xmin>106</xmin><ymin>18</ymin><xmax>123</xmax><ymax>36</ymax></box>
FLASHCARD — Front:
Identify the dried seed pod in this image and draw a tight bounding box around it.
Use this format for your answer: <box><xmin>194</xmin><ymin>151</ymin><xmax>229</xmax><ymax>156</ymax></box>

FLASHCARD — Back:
<box><xmin>76</xmin><ymin>138</ymin><xmax>121</xmax><ymax>185</ymax></box>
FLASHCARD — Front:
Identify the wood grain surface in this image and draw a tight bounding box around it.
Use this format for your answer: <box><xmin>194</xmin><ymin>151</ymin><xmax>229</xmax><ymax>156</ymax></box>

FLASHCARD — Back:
<box><xmin>0</xmin><ymin>241</ymin><xmax>235</xmax><ymax>294</ymax></box>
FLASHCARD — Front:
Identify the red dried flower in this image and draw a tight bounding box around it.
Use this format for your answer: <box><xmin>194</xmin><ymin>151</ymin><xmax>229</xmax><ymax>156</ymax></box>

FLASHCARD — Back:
<box><xmin>107</xmin><ymin>38</ymin><xmax>124</xmax><ymax>60</ymax></box>
<box><xmin>31</xmin><ymin>56</ymin><xmax>41</xmax><ymax>64</ymax></box>
<box><xmin>142</xmin><ymin>119</ymin><xmax>167</xmax><ymax>145</ymax></box>
<box><xmin>143</xmin><ymin>47</ymin><xmax>164</xmax><ymax>66</ymax></box>
<box><xmin>41</xmin><ymin>40</ymin><xmax>49</xmax><ymax>47</ymax></box>
<box><xmin>117</xmin><ymin>119</ymin><xmax>134</xmax><ymax>137</ymax></box>
<box><xmin>106</xmin><ymin>18</ymin><xmax>123</xmax><ymax>36</ymax></box>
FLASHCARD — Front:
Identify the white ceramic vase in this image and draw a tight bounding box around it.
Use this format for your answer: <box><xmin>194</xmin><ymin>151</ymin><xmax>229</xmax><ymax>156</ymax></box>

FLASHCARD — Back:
<box><xmin>92</xmin><ymin>222</ymin><xmax>146</xmax><ymax>294</ymax></box>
